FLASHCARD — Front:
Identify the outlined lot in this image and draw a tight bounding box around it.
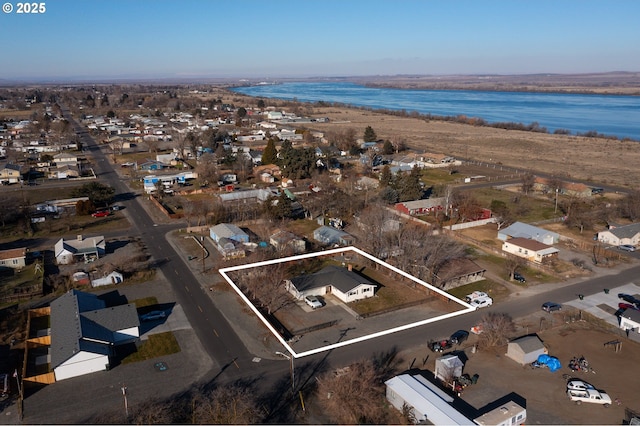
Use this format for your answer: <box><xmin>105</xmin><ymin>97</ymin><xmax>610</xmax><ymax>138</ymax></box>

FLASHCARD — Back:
<box><xmin>219</xmin><ymin>246</ymin><xmax>475</xmax><ymax>358</ymax></box>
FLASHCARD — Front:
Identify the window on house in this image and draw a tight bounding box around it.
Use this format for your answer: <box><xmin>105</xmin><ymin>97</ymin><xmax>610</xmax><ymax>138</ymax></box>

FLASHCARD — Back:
<box><xmin>12</xmin><ymin>259</ymin><xmax>18</xmax><ymax>265</ymax></box>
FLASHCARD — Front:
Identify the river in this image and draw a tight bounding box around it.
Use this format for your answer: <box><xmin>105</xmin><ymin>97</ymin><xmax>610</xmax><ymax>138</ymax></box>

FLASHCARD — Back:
<box><xmin>231</xmin><ymin>82</ymin><xmax>640</xmax><ymax>140</ymax></box>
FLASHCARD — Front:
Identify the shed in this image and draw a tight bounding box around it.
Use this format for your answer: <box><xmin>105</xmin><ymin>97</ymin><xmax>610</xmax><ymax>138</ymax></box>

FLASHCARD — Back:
<box><xmin>434</xmin><ymin>354</ymin><xmax>464</xmax><ymax>382</ymax></box>
<box><xmin>506</xmin><ymin>335</ymin><xmax>547</xmax><ymax>365</ymax></box>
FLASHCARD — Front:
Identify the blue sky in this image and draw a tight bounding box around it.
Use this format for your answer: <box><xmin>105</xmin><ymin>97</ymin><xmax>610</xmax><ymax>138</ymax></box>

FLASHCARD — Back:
<box><xmin>1</xmin><ymin>0</ymin><xmax>639</xmax><ymax>80</ymax></box>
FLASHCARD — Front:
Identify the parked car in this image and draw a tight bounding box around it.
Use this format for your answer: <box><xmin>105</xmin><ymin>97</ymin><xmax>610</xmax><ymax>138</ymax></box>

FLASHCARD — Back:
<box><xmin>618</xmin><ymin>244</ymin><xmax>636</xmax><ymax>252</ymax></box>
<box><xmin>450</xmin><ymin>330</ymin><xmax>469</xmax><ymax>345</ymax></box>
<box><xmin>110</xmin><ymin>205</ymin><xmax>123</xmax><ymax>211</ymax></box>
<box><xmin>140</xmin><ymin>310</ymin><xmax>166</xmax><ymax>322</ymax></box>
<box><xmin>618</xmin><ymin>303</ymin><xmax>639</xmax><ymax>311</ymax></box>
<box><xmin>91</xmin><ymin>210</ymin><xmax>110</xmax><ymax>218</ymax></box>
<box><xmin>465</xmin><ymin>291</ymin><xmax>489</xmax><ymax>303</ymax></box>
<box><xmin>513</xmin><ymin>272</ymin><xmax>526</xmax><ymax>283</ymax></box>
<box><xmin>470</xmin><ymin>296</ymin><xmax>493</xmax><ymax>308</ymax></box>
<box><xmin>430</xmin><ymin>339</ymin><xmax>453</xmax><ymax>352</ymax></box>
<box><xmin>618</xmin><ymin>293</ymin><xmax>640</xmax><ymax>305</ymax></box>
<box><xmin>304</xmin><ymin>295</ymin><xmax>322</xmax><ymax>309</ymax></box>
<box><xmin>542</xmin><ymin>302</ymin><xmax>562</xmax><ymax>313</ymax></box>
<box><xmin>567</xmin><ymin>380</ymin><xmax>595</xmax><ymax>391</ymax></box>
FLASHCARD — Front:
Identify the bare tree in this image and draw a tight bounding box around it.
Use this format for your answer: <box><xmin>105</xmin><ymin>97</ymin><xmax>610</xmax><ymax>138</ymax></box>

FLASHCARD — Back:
<box><xmin>191</xmin><ymin>385</ymin><xmax>262</xmax><ymax>425</ymax></box>
<box><xmin>315</xmin><ymin>359</ymin><xmax>390</xmax><ymax>425</ymax></box>
<box><xmin>196</xmin><ymin>153</ymin><xmax>219</xmax><ymax>185</ymax></box>
<box><xmin>520</xmin><ymin>172</ymin><xmax>535</xmax><ymax>195</ymax></box>
<box><xmin>504</xmin><ymin>255</ymin><xmax>526</xmax><ymax>281</ymax></box>
<box><xmin>477</xmin><ymin>313</ymin><xmax>515</xmax><ymax>349</ymax></box>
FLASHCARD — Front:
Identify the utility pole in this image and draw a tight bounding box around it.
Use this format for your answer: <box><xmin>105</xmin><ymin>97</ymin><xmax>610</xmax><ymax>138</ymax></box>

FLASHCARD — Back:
<box><xmin>276</xmin><ymin>351</ymin><xmax>294</xmax><ymax>392</ymax></box>
<box><xmin>121</xmin><ymin>384</ymin><xmax>129</xmax><ymax>419</ymax></box>
<box><xmin>554</xmin><ymin>188</ymin><xmax>559</xmax><ymax>213</ymax></box>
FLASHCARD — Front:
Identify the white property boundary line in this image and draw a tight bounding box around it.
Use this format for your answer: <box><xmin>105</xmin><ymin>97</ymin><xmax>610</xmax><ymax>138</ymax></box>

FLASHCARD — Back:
<box><xmin>218</xmin><ymin>246</ymin><xmax>475</xmax><ymax>358</ymax></box>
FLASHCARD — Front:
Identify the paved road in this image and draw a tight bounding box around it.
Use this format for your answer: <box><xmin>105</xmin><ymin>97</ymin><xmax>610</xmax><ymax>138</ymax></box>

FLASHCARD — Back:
<box><xmin>59</xmin><ymin>106</ymin><xmax>265</xmax><ymax>379</ymax></box>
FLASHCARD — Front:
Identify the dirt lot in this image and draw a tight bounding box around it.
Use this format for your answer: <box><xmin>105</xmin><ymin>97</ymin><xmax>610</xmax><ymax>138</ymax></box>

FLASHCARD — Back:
<box><xmin>401</xmin><ymin>314</ymin><xmax>640</xmax><ymax>425</ymax></box>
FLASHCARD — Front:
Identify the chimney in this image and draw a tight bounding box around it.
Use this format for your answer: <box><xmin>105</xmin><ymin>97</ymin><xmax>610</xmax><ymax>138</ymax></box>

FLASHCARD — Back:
<box><xmin>347</xmin><ymin>264</ymin><xmax>352</xmax><ymax>272</ymax></box>
<box><xmin>77</xmin><ymin>235</ymin><xmax>83</xmax><ymax>241</ymax></box>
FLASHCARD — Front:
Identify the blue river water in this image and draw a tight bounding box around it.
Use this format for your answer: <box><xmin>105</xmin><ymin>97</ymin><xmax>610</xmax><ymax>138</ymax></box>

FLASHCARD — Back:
<box><xmin>231</xmin><ymin>82</ymin><xmax>640</xmax><ymax>140</ymax></box>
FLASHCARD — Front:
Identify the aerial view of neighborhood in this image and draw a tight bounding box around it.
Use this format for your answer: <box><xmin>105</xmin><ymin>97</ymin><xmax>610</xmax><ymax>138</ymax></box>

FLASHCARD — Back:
<box><xmin>1</xmin><ymin>1</ymin><xmax>640</xmax><ymax>425</ymax></box>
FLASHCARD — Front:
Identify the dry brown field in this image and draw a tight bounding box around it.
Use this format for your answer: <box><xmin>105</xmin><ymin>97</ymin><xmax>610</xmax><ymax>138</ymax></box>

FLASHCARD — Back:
<box><xmin>304</xmin><ymin>107</ymin><xmax>640</xmax><ymax>188</ymax></box>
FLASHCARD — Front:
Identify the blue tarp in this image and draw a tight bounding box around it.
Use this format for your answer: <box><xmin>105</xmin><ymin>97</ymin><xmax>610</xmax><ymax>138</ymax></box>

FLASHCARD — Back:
<box><xmin>537</xmin><ymin>354</ymin><xmax>562</xmax><ymax>372</ymax></box>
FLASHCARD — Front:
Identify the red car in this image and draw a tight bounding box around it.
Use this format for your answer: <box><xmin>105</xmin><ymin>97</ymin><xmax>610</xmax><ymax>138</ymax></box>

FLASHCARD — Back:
<box><xmin>91</xmin><ymin>211</ymin><xmax>110</xmax><ymax>218</ymax></box>
<box><xmin>619</xmin><ymin>303</ymin><xmax>639</xmax><ymax>311</ymax></box>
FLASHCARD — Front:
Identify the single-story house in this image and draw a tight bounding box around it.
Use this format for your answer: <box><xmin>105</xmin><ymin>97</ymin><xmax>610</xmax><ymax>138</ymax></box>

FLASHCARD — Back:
<box><xmin>505</xmin><ymin>335</ymin><xmax>547</xmax><ymax>365</ymax></box>
<box><xmin>395</xmin><ymin>198</ymin><xmax>445</xmax><ymax>216</ymax></box>
<box><xmin>91</xmin><ymin>271</ymin><xmax>124</xmax><ymax>287</ymax></box>
<box><xmin>0</xmin><ymin>163</ymin><xmax>24</xmax><ymax>184</ymax></box>
<box><xmin>50</xmin><ymin>289</ymin><xmax>139</xmax><ymax>381</ymax></box>
<box><xmin>269</xmin><ymin>230</ymin><xmax>306</xmax><ymax>254</ymax></box>
<box><xmin>498</xmin><ymin>222</ymin><xmax>559</xmax><ymax>245</ymax></box>
<box><xmin>385</xmin><ymin>374</ymin><xmax>476</xmax><ymax>426</ymax></box>
<box><xmin>209</xmin><ymin>223</ymin><xmax>249</xmax><ymax>244</ymax></box>
<box><xmin>533</xmin><ymin>177</ymin><xmax>593</xmax><ymax>198</ymax></box>
<box><xmin>55</xmin><ymin>235</ymin><xmax>106</xmax><ymax>265</ymax></box>
<box><xmin>502</xmin><ymin>237</ymin><xmax>560</xmax><ymax>263</ymax></box>
<box><xmin>597</xmin><ymin>222</ymin><xmax>640</xmax><ymax>247</ymax></box>
<box><xmin>0</xmin><ymin>248</ymin><xmax>27</xmax><ymax>269</ymax></box>
<box><xmin>434</xmin><ymin>354</ymin><xmax>464</xmax><ymax>382</ymax></box>
<box><xmin>619</xmin><ymin>309</ymin><xmax>640</xmax><ymax>335</ymax></box>
<box><xmin>53</xmin><ymin>152</ymin><xmax>78</xmax><ymax>166</ymax></box>
<box><xmin>434</xmin><ymin>258</ymin><xmax>486</xmax><ymax>290</ymax></box>
<box><xmin>156</xmin><ymin>152</ymin><xmax>176</xmax><ymax>165</ymax></box>
<box><xmin>138</xmin><ymin>160</ymin><xmax>166</xmax><ymax>171</ymax></box>
<box><xmin>313</xmin><ymin>226</ymin><xmax>354</xmax><ymax>246</ymax></box>
<box><xmin>285</xmin><ymin>265</ymin><xmax>376</xmax><ymax>304</ymax></box>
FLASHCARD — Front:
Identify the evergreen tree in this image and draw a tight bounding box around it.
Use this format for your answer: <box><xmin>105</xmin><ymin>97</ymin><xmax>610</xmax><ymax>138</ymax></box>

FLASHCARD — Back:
<box><xmin>380</xmin><ymin>165</ymin><xmax>392</xmax><ymax>187</ymax></box>
<box><xmin>363</xmin><ymin>126</ymin><xmax>377</xmax><ymax>142</ymax></box>
<box><xmin>261</xmin><ymin>138</ymin><xmax>278</xmax><ymax>165</ymax></box>
<box><xmin>382</xmin><ymin>140</ymin><xmax>394</xmax><ymax>155</ymax></box>
<box><xmin>397</xmin><ymin>166</ymin><xmax>423</xmax><ymax>202</ymax></box>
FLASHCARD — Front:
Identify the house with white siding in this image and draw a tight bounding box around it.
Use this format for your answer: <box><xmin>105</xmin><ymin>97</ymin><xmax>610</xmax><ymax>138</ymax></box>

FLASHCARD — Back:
<box><xmin>285</xmin><ymin>265</ymin><xmax>376</xmax><ymax>304</ymax></box>
<box><xmin>502</xmin><ymin>237</ymin><xmax>559</xmax><ymax>263</ymax></box>
<box><xmin>50</xmin><ymin>290</ymin><xmax>139</xmax><ymax>381</ymax></box>
<box><xmin>597</xmin><ymin>222</ymin><xmax>640</xmax><ymax>247</ymax></box>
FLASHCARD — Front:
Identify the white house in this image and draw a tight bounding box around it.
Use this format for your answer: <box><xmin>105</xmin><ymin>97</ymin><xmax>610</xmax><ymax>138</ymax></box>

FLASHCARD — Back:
<box><xmin>502</xmin><ymin>237</ymin><xmax>559</xmax><ymax>264</ymax></box>
<box><xmin>597</xmin><ymin>222</ymin><xmax>640</xmax><ymax>247</ymax></box>
<box><xmin>50</xmin><ymin>290</ymin><xmax>139</xmax><ymax>381</ymax></box>
<box><xmin>285</xmin><ymin>265</ymin><xmax>376</xmax><ymax>304</ymax></box>
<box><xmin>313</xmin><ymin>226</ymin><xmax>355</xmax><ymax>246</ymax></box>
<box><xmin>0</xmin><ymin>248</ymin><xmax>27</xmax><ymax>269</ymax></box>
<box><xmin>619</xmin><ymin>309</ymin><xmax>640</xmax><ymax>335</ymax></box>
<box><xmin>54</xmin><ymin>235</ymin><xmax>106</xmax><ymax>265</ymax></box>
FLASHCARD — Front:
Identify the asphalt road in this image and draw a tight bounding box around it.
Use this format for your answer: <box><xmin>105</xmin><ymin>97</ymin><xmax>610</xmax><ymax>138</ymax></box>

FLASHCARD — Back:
<box><xmin>59</xmin><ymin>106</ymin><xmax>263</xmax><ymax>380</ymax></box>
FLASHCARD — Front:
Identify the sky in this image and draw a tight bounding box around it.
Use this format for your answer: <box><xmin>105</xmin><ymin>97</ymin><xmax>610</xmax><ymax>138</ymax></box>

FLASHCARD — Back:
<box><xmin>1</xmin><ymin>0</ymin><xmax>639</xmax><ymax>81</ymax></box>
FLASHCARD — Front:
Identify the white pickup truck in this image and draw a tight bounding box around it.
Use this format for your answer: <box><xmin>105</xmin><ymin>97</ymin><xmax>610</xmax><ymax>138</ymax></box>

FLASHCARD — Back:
<box><xmin>567</xmin><ymin>388</ymin><xmax>612</xmax><ymax>406</ymax></box>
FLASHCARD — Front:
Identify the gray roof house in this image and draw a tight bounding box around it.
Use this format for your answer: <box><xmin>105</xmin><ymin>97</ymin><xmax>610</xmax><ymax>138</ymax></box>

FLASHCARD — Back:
<box><xmin>54</xmin><ymin>235</ymin><xmax>106</xmax><ymax>265</ymax></box>
<box><xmin>498</xmin><ymin>222</ymin><xmax>559</xmax><ymax>245</ymax></box>
<box><xmin>505</xmin><ymin>335</ymin><xmax>547</xmax><ymax>365</ymax></box>
<box><xmin>597</xmin><ymin>222</ymin><xmax>640</xmax><ymax>247</ymax></box>
<box><xmin>209</xmin><ymin>223</ymin><xmax>249</xmax><ymax>244</ymax></box>
<box><xmin>313</xmin><ymin>226</ymin><xmax>354</xmax><ymax>246</ymax></box>
<box><xmin>285</xmin><ymin>265</ymin><xmax>376</xmax><ymax>303</ymax></box>
<box><xmin>50</xmin><ymin>290</ymin><xmax>139</xmax><ymax>381</ymax></box>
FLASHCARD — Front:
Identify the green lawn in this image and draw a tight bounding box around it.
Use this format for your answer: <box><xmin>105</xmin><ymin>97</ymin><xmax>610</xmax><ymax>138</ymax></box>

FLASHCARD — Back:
<box><xmin>121</xmin><ymin>332</ymin><xmax>180</xmax><ymax>364</ymax></box>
